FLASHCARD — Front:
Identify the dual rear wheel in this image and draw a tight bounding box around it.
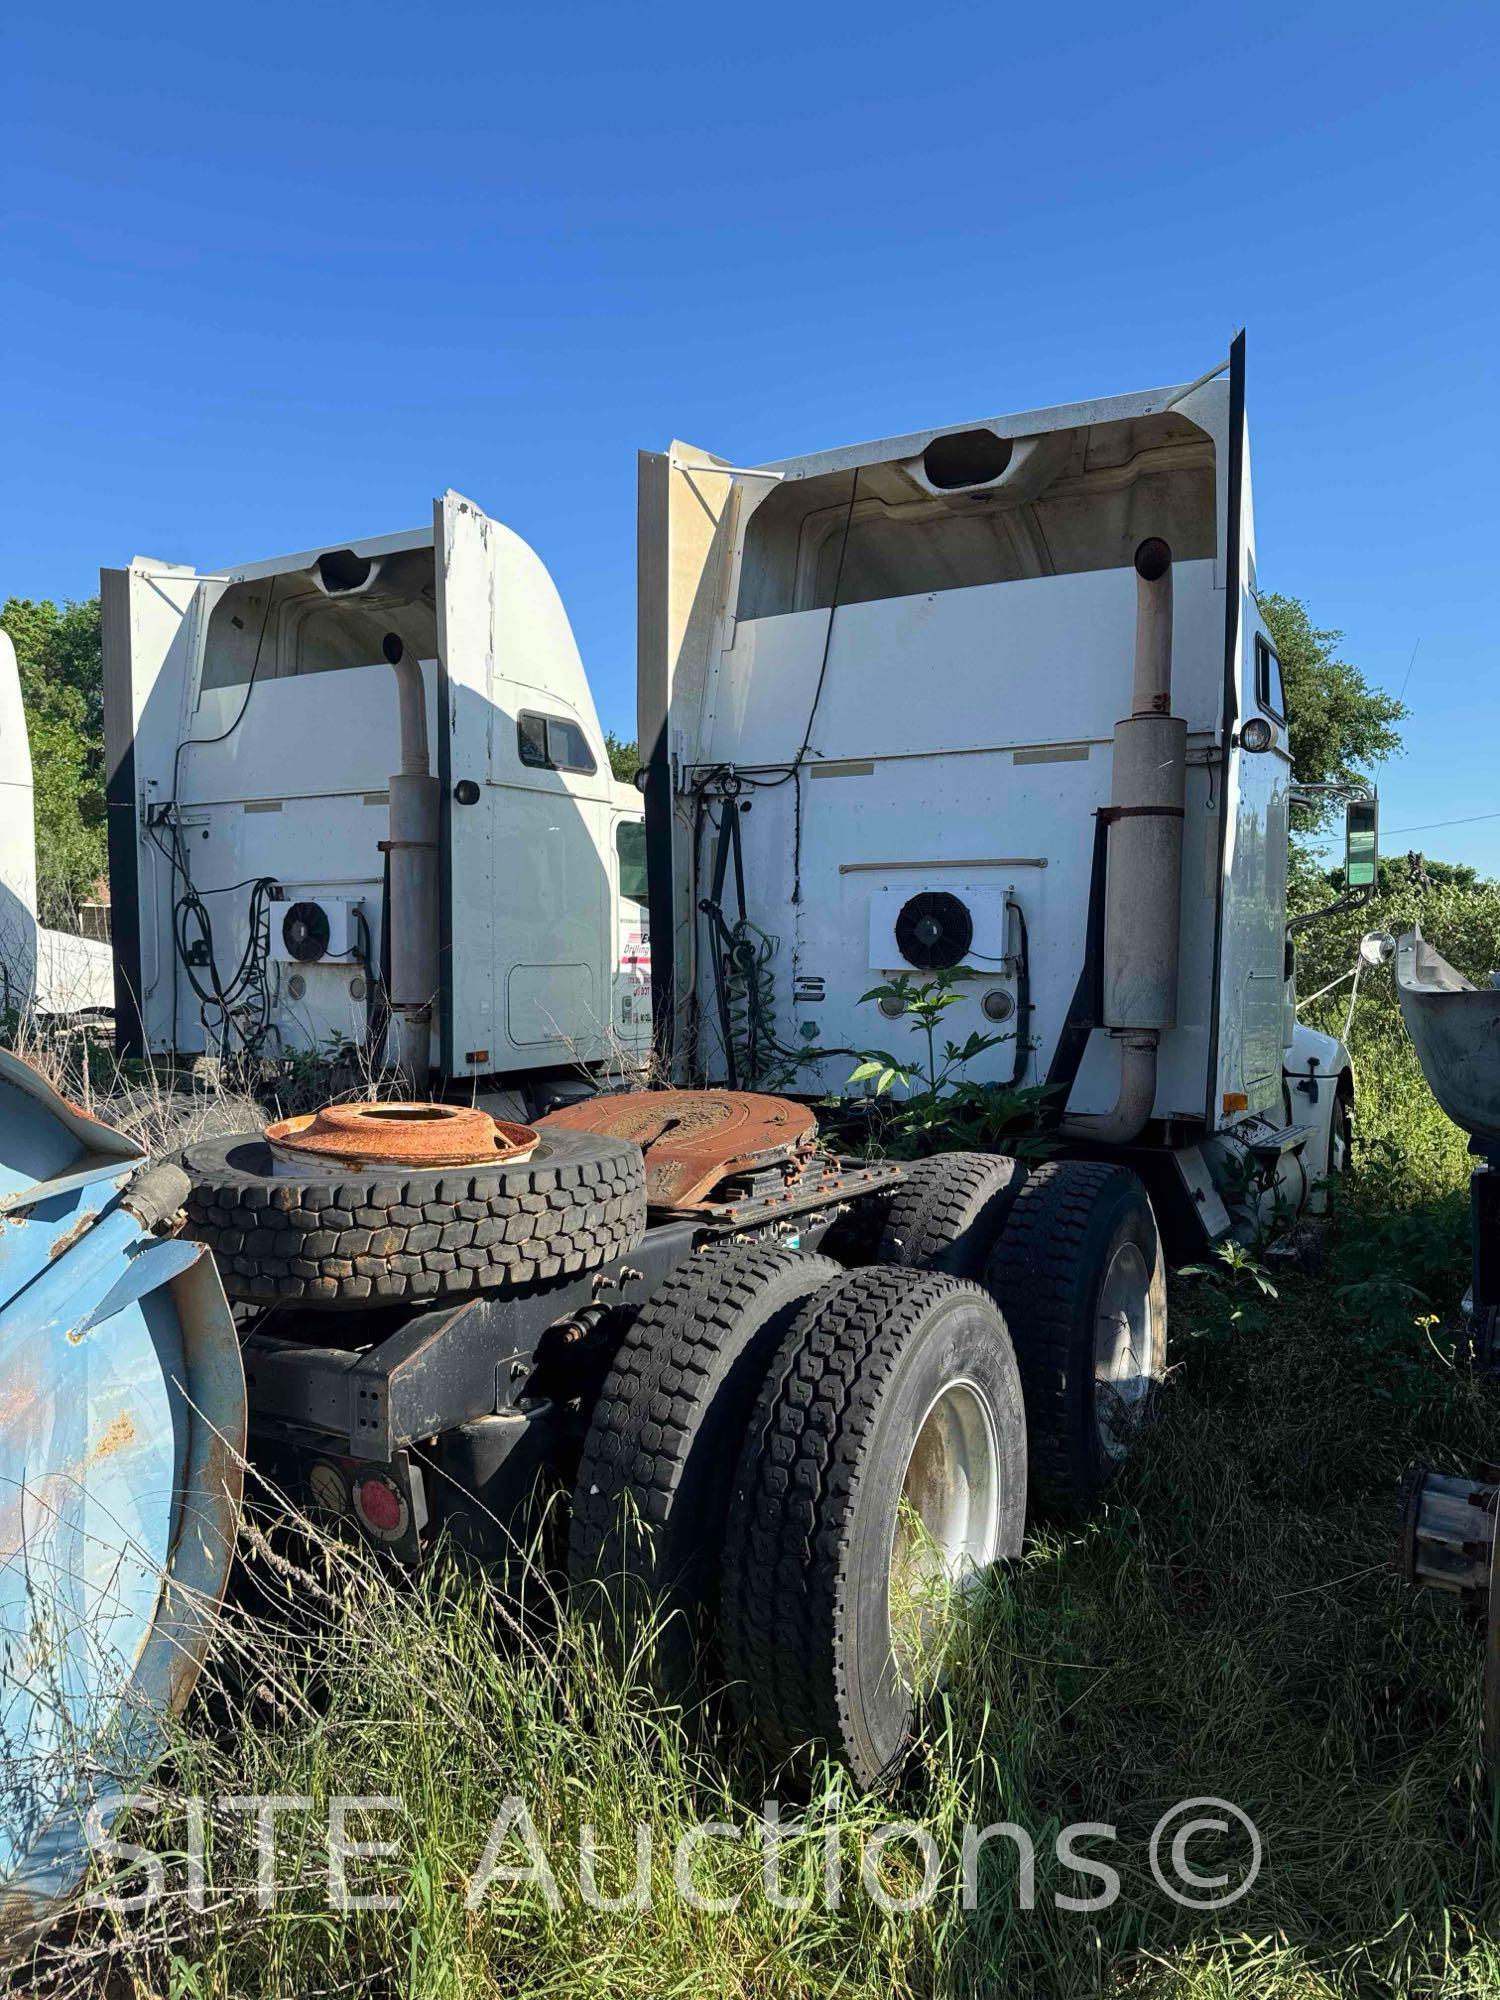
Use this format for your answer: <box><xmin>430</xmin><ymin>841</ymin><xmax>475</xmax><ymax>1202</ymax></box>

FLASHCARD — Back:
<box><xmin>569</xmin><ymin>1245</ymin><xmax>1025</xmax><ymax>1787</ymax></box>
<box><xmin>568</xmin><ymin>1151</ymin><xmax>1166</xmax><ymax>1785</ymax></box>
<box><xmin>874</xmin><ymin>1151</ymin><xmax>1167</xmax><ymax>1505</ymax></box>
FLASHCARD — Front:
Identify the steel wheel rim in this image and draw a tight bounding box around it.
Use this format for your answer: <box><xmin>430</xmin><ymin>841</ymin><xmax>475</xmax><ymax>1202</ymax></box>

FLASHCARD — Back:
<box><xmin>888</xmin><ymin>1377</ymin><xmax>1001</xmax><ymax>1680</ymax></box>
<box><xmin>1094</xmin><ymin>1240</ymin><xmax>1155</xmax><ymax>1462</ymax></box>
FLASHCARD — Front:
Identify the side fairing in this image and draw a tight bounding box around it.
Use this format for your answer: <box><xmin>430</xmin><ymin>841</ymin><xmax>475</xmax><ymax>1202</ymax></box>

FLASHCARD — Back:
<box><xmin>101</xmin><ymin>559</ymin><xmax>206</xmax><ymax>1055</ymax></box>
<box><xmin>637</xmin><ymin>444</ymin><xmax>739</xmax><ymax>1078</ymax></box>
<box><xmin>436</xmin><ymin>492</ymin><xmax>616</xmax><ymax>1076</ymax></box>
<box><xmin>1209</xmin><ymin>342</ymin><xmax>1292</xmax><ymax>1122</ymax></box>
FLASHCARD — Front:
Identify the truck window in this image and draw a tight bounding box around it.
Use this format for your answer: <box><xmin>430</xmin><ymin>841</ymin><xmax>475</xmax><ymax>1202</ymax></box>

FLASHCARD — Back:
<box><xmin>517</xmin><ymin>711</ymin><xmax>597</xmax><ymax>775</ymax></box>
<box><xmin>616</xmin><ymin>821</ymin><xmax>648</xmax><ymax>905</ymax></box>
<box><xmin>1254</xmin><ymin>635</ymin><xmax>1286</xmax><ymax>720</ymax></box>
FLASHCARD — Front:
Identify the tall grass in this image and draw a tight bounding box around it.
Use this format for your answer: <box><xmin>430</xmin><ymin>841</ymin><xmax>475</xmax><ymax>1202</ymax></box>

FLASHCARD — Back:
<box><xmin>13</xmin><ymin>879</ymin><xmax>1500</xmax><ymax>1999</ymax></box>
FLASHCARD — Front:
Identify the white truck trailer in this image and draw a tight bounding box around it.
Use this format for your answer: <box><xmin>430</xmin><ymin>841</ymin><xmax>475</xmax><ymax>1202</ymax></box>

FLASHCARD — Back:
<box><xmin>0</xmin><ymin>630</ymin><xmax>114</xmax><ymax>1019</ymax></box>
<box><xmin>638</xmin><ymin>337</ymin><xmax>1365</xmax><ymax>1248</ymax></box>
<box><xmin>103</xmin><ymin>492</ymin><xmax>650</xmax><ymax>1112</ymax></box>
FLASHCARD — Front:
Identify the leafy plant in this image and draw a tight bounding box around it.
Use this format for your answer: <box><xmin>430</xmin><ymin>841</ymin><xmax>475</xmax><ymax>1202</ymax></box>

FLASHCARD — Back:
<box><xmin>1178</xmin><ymin>1239</ymin><xmax>1280</xmax><ymax>1339</ymax></box>
<box><xmin>846</xmin><ymin>971</ymin><xmax>1051</xmax><ymax>1159</ymax></box>
<box><xmin>604</xmin><ymin>731</ymin><xmax>640</xmax><ymax>784</ymax></box>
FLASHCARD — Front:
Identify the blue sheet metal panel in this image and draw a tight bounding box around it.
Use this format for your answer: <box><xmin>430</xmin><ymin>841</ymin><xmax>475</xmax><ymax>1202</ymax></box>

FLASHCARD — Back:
<box><xmin>0</xmin><ymin>1051</ymin><xmax>144</xmax><ymax>1299</ymax></box>
<box><xmin>0</xmin><ymin>1051</ymin><xmax>245</xmax><ymax>1939</ymax></box>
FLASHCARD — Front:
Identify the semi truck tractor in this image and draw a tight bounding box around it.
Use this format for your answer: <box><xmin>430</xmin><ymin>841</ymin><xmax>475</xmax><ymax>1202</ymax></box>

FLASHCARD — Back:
<box><xmin>102</xmin><ymin>491</ymin><xmax>651</xmax><ymax>1112</ymax></box>
<box><xmin>118</xmin><ymin>347</ymin><xmax>1378</xmax><ymax>1792</ymax></box>
<box><xmin>638</xmin><ymin>336</ymin><xmax>1368</xmax><ymax>1248</ymax></box>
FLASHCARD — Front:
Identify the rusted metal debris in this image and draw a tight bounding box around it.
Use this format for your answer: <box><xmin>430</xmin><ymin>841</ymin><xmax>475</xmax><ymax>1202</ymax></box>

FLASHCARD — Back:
<box><xmin>537</xmin><ymin>1089</ymin><xmax>818</xmax><ymax>1207</ymax></box>
<box><xmin>265</xmin><ymin>1101</ymin><xmax>538</xmax><ymax>1171</ymax></box>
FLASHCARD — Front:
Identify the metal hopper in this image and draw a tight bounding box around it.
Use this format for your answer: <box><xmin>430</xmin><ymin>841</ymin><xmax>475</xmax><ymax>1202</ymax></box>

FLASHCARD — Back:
<box><xmin>1395</xmin><ymin>925</ymin><xmax>1500</xmax><ymax>1151</ymax></box>
<box><xmin>0</xmin><ymin>1051</ymin><xmax>245</xmax><ymax>1941</ymax></box>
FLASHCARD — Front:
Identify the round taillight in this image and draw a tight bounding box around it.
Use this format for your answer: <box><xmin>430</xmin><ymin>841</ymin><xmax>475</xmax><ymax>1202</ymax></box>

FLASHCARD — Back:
<box><xmin>355</xmin><ymin>1474</ymin><xmax>406</xmax><ymax>1536</ymax></box>
<box><xmin>308</xmin><ymin>1461</ymin><xmax>350</xmax><ymax>1517</ymax></box>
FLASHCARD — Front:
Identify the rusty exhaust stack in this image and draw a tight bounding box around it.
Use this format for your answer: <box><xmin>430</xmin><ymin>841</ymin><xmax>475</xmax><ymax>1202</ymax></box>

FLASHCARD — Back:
<box><xmin>1060</xmin><ymin>539</ymin><xmax>1186</xmax><ymax>1145</ymax></box>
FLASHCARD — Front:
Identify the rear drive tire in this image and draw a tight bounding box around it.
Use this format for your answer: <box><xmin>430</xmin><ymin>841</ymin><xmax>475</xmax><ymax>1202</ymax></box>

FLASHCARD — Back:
<box><xmin>721</xmin><ymin>1266</ymin><xmax>1026</xmax><ymax>1789</ymax></box>
<box><xmin>568</xmin><ymin>1242</ymin><xmax>844</xmax><ymax>1694</ymax></box>
<box><xmin>984</xmin><ymin>1159</ymin><xmax>1165</xmax><ymax>1505</ymax></box>
<box><xmin>817</xmin><ymin>1188</ymin><xmax>896</xmax><ymax>1267</ymax></box>
<box><xmin>875</xmin><ymin>1152</ymin><xmax>1025</xmax><ymax>1281</ymax></box>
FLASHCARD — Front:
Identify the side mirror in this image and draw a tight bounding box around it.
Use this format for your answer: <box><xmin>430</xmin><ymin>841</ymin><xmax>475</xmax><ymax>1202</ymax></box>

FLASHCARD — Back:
<box><xmin>1345</xmin><ymin>797</ymin><xmax>1379</xmax><ymax>892</ymax></box>
<box><xmin>1359</xmin><ymin>929</ymin><xmax>1396</xmax><ymax>966</ymax></box>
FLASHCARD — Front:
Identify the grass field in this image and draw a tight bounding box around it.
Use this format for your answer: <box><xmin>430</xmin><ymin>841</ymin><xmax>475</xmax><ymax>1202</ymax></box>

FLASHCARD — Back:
<box><xmin>16</xmin><ymin>874</ymin><xmax>1500</xmax><ymax>2000</ymax></box>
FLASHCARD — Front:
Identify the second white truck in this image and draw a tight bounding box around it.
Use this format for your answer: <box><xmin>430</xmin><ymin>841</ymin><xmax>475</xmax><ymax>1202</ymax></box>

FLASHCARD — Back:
<box><xmin>103</xmin><ymin>492</ymin><xmax>650</xmax><ymax>1114</ymax></box>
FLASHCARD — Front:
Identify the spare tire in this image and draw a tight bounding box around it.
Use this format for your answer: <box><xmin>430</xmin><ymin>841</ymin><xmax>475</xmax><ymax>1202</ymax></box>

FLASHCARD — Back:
<box><xmin>179</xmin><ymin>1126</ymin><xmax>647</xmax><ymax>1308</ymax></box>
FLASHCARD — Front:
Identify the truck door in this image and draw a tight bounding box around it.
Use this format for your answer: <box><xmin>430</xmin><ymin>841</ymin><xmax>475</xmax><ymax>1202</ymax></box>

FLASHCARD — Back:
<box><xmin>435</xmin><ymin>490</ymin><xmax>612</xmax><ymax>1078</ymax></box>
<box><xmin>1210</xmin><ymin>338</ymin><xmax>1293</xmax><ymax>1123</ymax></box>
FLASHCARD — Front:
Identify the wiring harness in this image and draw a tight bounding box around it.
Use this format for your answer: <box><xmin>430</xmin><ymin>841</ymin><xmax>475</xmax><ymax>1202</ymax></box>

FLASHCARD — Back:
<box><xmin>150</xmin><ymin>813</ymin><xmax>279</xmax><ymax>1062</ymax></box>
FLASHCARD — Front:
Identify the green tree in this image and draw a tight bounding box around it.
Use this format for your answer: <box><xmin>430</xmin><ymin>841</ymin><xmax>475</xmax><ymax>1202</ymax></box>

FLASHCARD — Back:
<box><xmin>1260</xmin><ymin>593</ymin><xmax>1406</xmax><ymax>832</ymax></box>
<box><xmin>1</xmin><ymin>595</ymin><xmax>107</xmax><ymax>924</ymax></box>
<box><xmin>604</xmin><ymin>730</ymin><xmax>640</xmax><ymax>785</ymax></box>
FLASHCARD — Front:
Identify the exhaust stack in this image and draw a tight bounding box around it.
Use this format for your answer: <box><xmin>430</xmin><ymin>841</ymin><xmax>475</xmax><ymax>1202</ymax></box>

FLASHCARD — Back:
<box><xmin>1060</xmin><ymin>538</ymin><xmax>1186</xmax><ymax>1145</ymax></box>
<box><xmin>381</xmin><ymin>633</ymin><xmax>440</xmax><ymax>1086</ymax></box>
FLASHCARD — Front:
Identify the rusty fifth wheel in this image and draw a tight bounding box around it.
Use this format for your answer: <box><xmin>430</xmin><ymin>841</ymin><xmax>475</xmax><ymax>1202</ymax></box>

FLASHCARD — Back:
<box><xmin>539</xmin><ymin>1089</ymin><xmax>818</xmax><ymax>1207</ymax></box>
<box><xmin>179</xmin><ymin>1104</ymin><xmax>646</xmax><ymax>1309</ymax></box>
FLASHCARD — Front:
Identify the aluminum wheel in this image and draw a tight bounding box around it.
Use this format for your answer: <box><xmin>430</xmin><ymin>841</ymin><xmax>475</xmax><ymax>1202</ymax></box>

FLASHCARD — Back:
<box><xmin>1094</xmin><ymin>1241</ymin><xmax>1156</xmax><ymax>1462</ymax></box>
<box><xmin>888</xmin><ymin>1377</ymin><xmax>1001</xmax><ymax>1678</ymax></box>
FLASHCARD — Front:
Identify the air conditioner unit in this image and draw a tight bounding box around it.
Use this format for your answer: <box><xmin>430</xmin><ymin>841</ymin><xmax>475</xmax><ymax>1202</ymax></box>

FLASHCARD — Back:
<box><xmin>271</xmin><ymin>893</ymin><xmax>362</xmax><ymax>965</ymax></box>
<box><xmin>868</xmin><ymin>884</ymin><xmax>1010</xmax><ymax>974</ymax></box>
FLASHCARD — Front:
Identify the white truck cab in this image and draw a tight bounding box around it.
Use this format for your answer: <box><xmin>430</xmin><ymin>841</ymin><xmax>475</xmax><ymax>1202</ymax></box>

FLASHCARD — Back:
<box><xmin>638</xmin><ymin>339</ymin><xmax>1354</xmax><ymax>1238</ymax></box>
<box><xmin>104</xmin><ymin>492</ymin><xmax>650</xmax><ymax>1106</ymax></box>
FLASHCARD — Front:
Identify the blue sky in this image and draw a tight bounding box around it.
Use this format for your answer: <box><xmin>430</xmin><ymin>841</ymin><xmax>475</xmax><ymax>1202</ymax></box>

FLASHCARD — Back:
<box><xmin>4</xmin><ymin>1</ymin><xmax>1495</xmax><ymax>868</ymax></box>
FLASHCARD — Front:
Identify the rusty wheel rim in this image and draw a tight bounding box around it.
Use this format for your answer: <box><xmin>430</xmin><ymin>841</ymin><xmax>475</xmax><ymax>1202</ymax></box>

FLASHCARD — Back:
<box><xmin>264</xmin><ymin>1101</ymin><xmax>538</xmax><ymax>1172</ymax></box>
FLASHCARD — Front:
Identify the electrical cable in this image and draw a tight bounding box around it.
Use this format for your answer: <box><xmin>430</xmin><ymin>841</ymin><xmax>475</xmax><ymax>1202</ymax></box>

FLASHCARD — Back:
<box><xmin>169</xmin><ymin>573</ymin><xmax>278</xmax><ymax>805</ymax></box>
<box><xmin>683</xmin><ymin>470</ymin><xmax>865</xmax><ymax>1067</ymax></box>
<box><xmin>692</xmin><ymin>468</ymin><xmax>862</xmax><ymax>806</ymax></box>
<box><xmin>697</xmin><ymin>793</ymin><xmax>878</xmax><ymax>1088</ymax></box>
<box><xmin>1386</xmin><ymin>809</ymin><xmax>1500</xmax><ymax>837</ymax></box>
<box><xmin>149</xmin><ymin>813</ymin><xmax>278</xmax><ymax>1064</ymax></box>
<box><xmin>684</xmin><ymin>469</ymin><xmax>860</xmax><ymax>794</ymax></box>
<box><xmin>791</xmin><ymin>467</ymin><xmax>861</xmax><ymax>781</ymax></box>
<box><xmin>146</xmin><ymin>574</ymin><xmax>281</xmax><ymax>1065</ymax></box>
<box><xmin>150</xmin><ymin>574</ymin><xmax>398</xmax><ymax>1073</ymax></box>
